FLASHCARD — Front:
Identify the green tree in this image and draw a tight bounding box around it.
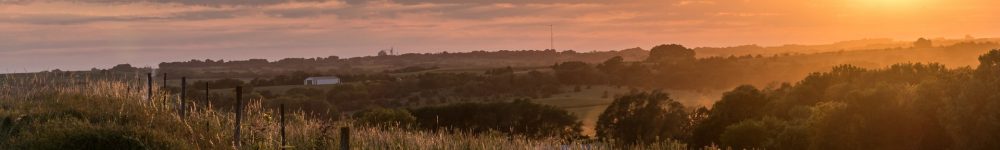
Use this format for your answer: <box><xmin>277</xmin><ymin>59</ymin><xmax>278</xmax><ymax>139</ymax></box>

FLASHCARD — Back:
<box><xmin>719</xmin><ymin>117</ymin><xmax>785</xmax><ymax>149</ymax></box>
<box><xmin>552</xmin><ymin>61</ymin><xmax>601</xmax><ymax>85</ymax></box>
<box><xmin>941</xmin><ymin>49</ymin><xmax>1000</xmax><ymax>150</ymax></box>
<box><xmin>596</xmin><ymin>91</ymin><xmax>689</xmax><ymax>145</ymax></box>
<box><xmin>691</xmin><ymin>85</ymin><xmax>768</xmax><ymax>147</ymax></box>
<box><xmin>108</xmin><ymin>64</ymin><xmax>138</xmax><ymax>72</ymax></box>
<box><xmin>975</xmin><ymin>49</ymin><xmax>1000</xmax><ymax>81</ymax></box>
<box><xmin>645</xmin><ymin>44</ymin><xmax>695</xmax><ymax>64</ymax></box>
<box><xmin>597</xmin><ymin>56</ymin><xmax>625</xmax><ymax>74</ymax></box>
<box><xmin>597</xmin><ymin>56</ymin><xmax>626</xmax><ymax>84</ymax></box>
<box><xmin>914</xmin><ymin>38</ymin><xmax>932</xmax><ymax>48</ymax></box>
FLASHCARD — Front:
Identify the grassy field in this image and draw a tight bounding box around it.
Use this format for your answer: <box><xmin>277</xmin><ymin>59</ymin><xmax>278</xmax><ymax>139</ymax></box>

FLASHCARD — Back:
<box><xmin>155</xmin><ymin>65</ymin><xmax>724</xmax><ymax>139</ymax></box>
<box><xmin>224</xmin><ymin>83</ymin><xmax>723</xmax><ymax>137</ymax></box>
<box><xmin>386</xmin><ymin>66</ymin><xmax>553</xmax><ymax>76</ymax></box>
<box><xmin>0</xmin><ymin>73</ymin><xmax>701</xmax><ymax>149</ymax></box>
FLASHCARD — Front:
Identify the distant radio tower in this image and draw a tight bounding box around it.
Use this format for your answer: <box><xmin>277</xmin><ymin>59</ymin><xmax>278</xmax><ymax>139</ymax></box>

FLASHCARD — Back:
<box><xmin>549</xmin><ymin>25</ymin><xmax>554</xmax><ymax>50</ymax></box>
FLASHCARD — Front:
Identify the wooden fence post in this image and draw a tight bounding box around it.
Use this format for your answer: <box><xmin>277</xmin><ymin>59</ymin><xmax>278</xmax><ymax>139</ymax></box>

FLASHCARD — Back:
<box><xmin>280</xmin><ymin>104</ymin><xmax>286</xmax><ymax>149</ymax></box>
<box><xmin>162</xmin><ymin>73</ymin><xmax>167</xmax><ymax>106</ymax></box>
<box><xmin>138</xmin><ymin>73</ymin><xmax>142</xmax><ymax>93</ymax></box>
<box><xmin>341</xmin><ymin>127</ymin><xmax>350</xmax><ymax>150</ymax></box>
<box><xmin>204</xmin><ymin>82</ymin><xmax>210</xmax><ymax>133</ymax></box>
<box><xmin>205</xmin><ymin>82</ymin><xmax>210</xmax><ymax>106</ymax></box>
<box><xmin>180</xmin><ymin>77</ymin><xmax>186</xmax><ymax>119</ymax></box>
<box><xmin>203</xmin><ymin>80</ymin><xmax>210</xmax><ymax>133</ymax></box>
<box><xmin>126</xmin><ymin>82</ymin><xmax>131</xmax><ymax>100</ymax></box>
<box><xmin>234</xmin><ymin>86</ymin><xmax>243</xmax><ymax>148</ymax></box>
<box><xmin>162</xmin><ymin>73</ymin><xmax>167</xmax><ymax>89</ymax></box>
<box><xmin>147</xmin><ymin>73</ymin><xmax>152</xmax><ymax>102</ymax></box>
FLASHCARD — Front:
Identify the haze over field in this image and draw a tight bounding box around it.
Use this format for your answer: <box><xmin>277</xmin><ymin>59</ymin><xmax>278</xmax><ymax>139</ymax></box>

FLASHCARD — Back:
<box><xmin>3</xmin><ymin>0</ymin><xmax>1000</xmax><ymax>72</ymax></box>
<box><xmin>7</xmin><ymin>0</ymin><xmax>1000</xmax><ymax>149</ymax></box>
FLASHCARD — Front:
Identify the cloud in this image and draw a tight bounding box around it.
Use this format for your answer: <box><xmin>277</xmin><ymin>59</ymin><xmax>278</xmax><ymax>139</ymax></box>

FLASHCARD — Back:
<box><xmin>340</xmin><ymin>0</ymin><xmax>618</xmax><ymax>5</ymax></box>
<box><xmin>2</xmin><ymin>0</ymin><xmax>999</xmax><ymax>72</ymax></box>
<box><xmin>1</xmin><ymin>0</ymin><xmax>332</xmax><ymax>7</ymax></box>
<box><xmin>674</xmin><ymin>0</ymin><xmax>716</xmax><ymax>6</ymax></box>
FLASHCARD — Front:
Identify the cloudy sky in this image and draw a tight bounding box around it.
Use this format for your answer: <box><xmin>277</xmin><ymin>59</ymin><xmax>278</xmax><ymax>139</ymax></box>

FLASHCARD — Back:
<box><xmin>1</xmin><ymin>0</ymin><xmax>998</xmax><ymax>72</ymax></box>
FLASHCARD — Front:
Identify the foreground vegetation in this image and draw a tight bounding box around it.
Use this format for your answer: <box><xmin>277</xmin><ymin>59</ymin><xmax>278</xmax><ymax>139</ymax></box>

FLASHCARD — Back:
<box><xmin>0</xmin><ymin>73</ymin><xmax>692</xmax><ymax>149</ymax></box>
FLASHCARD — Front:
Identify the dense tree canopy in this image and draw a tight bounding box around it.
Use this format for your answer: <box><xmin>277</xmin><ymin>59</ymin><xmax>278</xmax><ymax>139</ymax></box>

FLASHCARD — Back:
<box><xmin>596</xmin><ymin>91</ymin><xmax>690</xmax><ymax>145</ymax></box>
<box><xmin>943</xmin><ymin>49</ymin><xmax>1000</xmax><ymax>149</ymax></box>
<box><xmin>680</xmin><ymin>50</ymin><xmax>1000</xmax><ymax>149</ymax></box>
<box><xmin>646</xmin><ymin>44</ymin><xmax>695</xmax><ymax>64</ymax></box>
<box><xmin>915</xmin><ymin>38</ymin><xmax>933</xmax><ymax>48</ymax></box>
<box><xmin>691</xmin><ymin>85</ymin><xmax>769</xmax><ymax>147</ymax></box>
<box><xmin>552</xmin><ymin>61</ymin><xmax>603</xmax><ymax>85</ymax></box>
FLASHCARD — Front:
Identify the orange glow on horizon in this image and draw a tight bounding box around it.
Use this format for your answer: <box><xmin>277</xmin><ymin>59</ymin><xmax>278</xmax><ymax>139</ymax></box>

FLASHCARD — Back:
<box><xmin>0</xmin><ymin>0</ymin><xmax>998</xmax><ymax>72</ymax></box>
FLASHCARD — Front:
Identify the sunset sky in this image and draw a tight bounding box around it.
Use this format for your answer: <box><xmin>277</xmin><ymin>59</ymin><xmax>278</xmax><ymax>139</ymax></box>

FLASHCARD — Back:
<box><xmin>2</xmin><ymin>0</ymin><xmax>999</xmax><ymax>72</ymax></box>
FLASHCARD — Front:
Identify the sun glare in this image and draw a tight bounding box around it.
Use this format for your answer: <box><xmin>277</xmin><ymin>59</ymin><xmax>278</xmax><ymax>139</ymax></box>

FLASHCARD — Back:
<box><xmin>853</xmin><ymin>0</ymin><xmax>928</xmax><ymax>10</ymax></box>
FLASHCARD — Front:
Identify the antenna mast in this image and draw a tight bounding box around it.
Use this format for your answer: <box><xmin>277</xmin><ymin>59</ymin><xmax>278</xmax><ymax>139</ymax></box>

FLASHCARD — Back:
<box><xmin>549</xmin><ymin>25</ymin><xmax>554</xmax><ymax>50</ymax></box>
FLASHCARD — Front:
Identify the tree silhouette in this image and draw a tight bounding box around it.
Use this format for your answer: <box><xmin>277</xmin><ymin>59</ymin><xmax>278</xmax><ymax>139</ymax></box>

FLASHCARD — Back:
<box><xmin>596</xmin><ymin>91</ymin><xmax>689</xmax><ymax>145</ymax></box>
<box><xmin>646</xmin><ymin>44</ymin><xmax>695</xmax><ymax>64</ymax></box>
<box><xmin>552</xmin><ymin>61</ymin><xmax>602</xmax><ymax>85</ymax></box>
<box><xmin>914</xmin><ymin>38</ymin><xmax>932</xmax><ymax>48</ymax></box>
<box><xmin>691</xmin><ymin>85</ymin><xmax>768</xmax><ymax>148</ymax></box>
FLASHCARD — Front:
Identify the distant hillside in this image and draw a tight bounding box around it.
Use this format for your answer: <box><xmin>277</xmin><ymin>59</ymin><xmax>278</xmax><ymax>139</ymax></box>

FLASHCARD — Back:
<box><xmin>693</xmin><ymin>37</ymin><xmax>1000</xmax><ymax>58</ymax></box>
<box><xmin>150</xmin><ymin>37</ymin><xmax>1000</xmax><ymax>79</ymax></box>
<box><xmin>157</xmin><ymin>49</ymin><xmax>649</xmax><ymax>78</ymax></box>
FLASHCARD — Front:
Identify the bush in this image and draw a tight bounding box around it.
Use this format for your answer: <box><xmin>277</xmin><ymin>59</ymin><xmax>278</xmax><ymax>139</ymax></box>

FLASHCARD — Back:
<box><xmin>719</xmin><ymin>118</ymin><xmax>785</xmax><ymax>149</ymax></box>
<box><xmin>13</xmin><ymin>125</ymin><xmax>171</xmax><ymax>150</ymax></box>
<box><xmin>410</xmin><ymin>99</ymin><xmax>582</xmax><ymax>139</ymax></box>
<box><xmin>354</xmin><ymin>108</ymin><xmax>417</xmax><ymax>126</ymax></box>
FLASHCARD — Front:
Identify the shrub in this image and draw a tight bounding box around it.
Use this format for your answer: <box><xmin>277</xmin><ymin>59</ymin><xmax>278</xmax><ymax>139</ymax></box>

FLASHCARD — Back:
<box><xmin>410</xmin><ymin>99</ymin><xmax>583</xmax><ymax>139</ymax></box>
<box><xmin>354</xmin><ymin>108</ymin><xmax>417</xmax><ymax>126</ymax></box>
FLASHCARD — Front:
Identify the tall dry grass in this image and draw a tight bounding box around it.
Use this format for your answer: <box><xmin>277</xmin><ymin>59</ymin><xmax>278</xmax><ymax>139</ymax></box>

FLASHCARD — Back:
<box><xmin>0</xmin><ymin>72</ymin><xmax>696</xmax><ymax>149</ymax></box>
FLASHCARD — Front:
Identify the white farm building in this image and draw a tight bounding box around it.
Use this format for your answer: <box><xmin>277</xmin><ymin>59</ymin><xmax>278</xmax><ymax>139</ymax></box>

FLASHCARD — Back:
<box><xmin>304</xmin><ymin>76</ymin><xmax>340</xmax><ymax>85</ymax></box>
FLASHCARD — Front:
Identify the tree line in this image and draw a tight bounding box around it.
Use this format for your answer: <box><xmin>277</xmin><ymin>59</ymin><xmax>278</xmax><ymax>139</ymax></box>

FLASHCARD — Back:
<box><xmin>157</xmin><ymin>49</ymin><xmax>649</xmax><ymax>79</ymax></box>
<box><xmin>553</xmin><ymin>42</ymin><xmax>1000</xmax><ymax>91</ymax></box>
<box><xmin>348</xmin><ymin>49</ymin><xmax>1000</xmax><ymax>149</ymax></box>
<box><xmin>153</xmin><ymin>42</ymin><xmax>1000</xmax><ymax>149</ymax></box>
<box><xmin>590</xmin><ymin>49</ymin><xmax>1000</xmax><ymax>149</ymax></box>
